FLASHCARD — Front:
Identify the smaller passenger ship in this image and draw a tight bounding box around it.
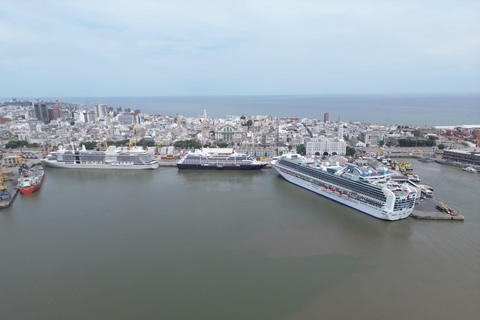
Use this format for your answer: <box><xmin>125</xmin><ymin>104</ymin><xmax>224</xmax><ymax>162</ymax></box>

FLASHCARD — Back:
<box><xmin>462</xmin><ymin>166</ymin><xmax>478</xmax><ymax>173</ymax></box>
<box><xmin>19</xmin><ymin>165</ymin><xmax>45</xmax><ymax>194</ymax></box>
<box><xmin>177</xmin><ymin>151</ymin><xmax>267</xmax><ymax>170</ymax></box>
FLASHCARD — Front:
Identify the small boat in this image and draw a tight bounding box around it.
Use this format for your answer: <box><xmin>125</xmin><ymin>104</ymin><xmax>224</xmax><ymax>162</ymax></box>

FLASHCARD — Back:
<box><xmin>405</xmin><ymin>162</ymin><xmax>413</xmax><ymax>171</ymax></box>
<box><xmin>462</xmin><ymin>166</ymin><xmax>478</xmax><ymax>173</ymax></box>
<box><xmin>19</xmin><ymin>166</ymin><xmax>45</xmax><ymax>194</ymax></box>
<box><xmin>418</xmin><ymin>155</ymin><xmax>434</xmax><ymax>163</ymax></box>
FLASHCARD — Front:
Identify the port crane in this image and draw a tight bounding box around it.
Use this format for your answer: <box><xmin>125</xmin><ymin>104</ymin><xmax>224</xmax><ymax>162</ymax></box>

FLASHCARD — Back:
<box><xmin>96</xmin><ymin>121</ymin><xmax>109</xmax><ymax>150</ymax></box>
<box><xmin>0</xmin><ymin>165</ymin><xmax>11</xmax><ymax>200</ymax></box>
<box><xmin>155</xmin><ymin>141</ymin><xmax>163</xmax><ymax>155</ymax></box>
<box><xmin>15</xmin><ymin>145</ymin><xmax>29</xmax><ymax>174</ymax></box>
<box><xmin>129</xmin><ymin>117</ymin><xmax>136</xmax><ymax>150</ymax></box>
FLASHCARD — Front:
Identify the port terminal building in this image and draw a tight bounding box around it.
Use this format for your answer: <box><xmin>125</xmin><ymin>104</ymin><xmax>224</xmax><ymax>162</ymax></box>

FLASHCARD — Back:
<box><xmin>305</xmin><ymin>137</ymin><xmax>346</xmax><ymax>156</ymax></box>
<box><xmin>442</xmin><ymin>149</ymin><xmax>480</xmax><ymax>165</ymax></box>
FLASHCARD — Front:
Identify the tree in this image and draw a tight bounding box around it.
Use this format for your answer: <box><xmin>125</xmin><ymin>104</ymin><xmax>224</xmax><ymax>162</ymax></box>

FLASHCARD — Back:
<box><xmin>378</xmin><ymin>140</ymin><xmax>385</xmax><ymax>147</ymax></box>
<box><xmin>346</xmin><ymin>146</ymin><xmax>356</xmax><ymax>157</ymax></box>
<box><xmin>398</xmin><ymin>139</ymin><xmax>434</xmax><ymax>147</ymax></box>
<box><xmin>217</xmin><ymin>142</ymin><xmax>228</xmax><ymax>148</ymax></box>
<box><xmin>174</xmin><ymin>139</ymin><xmax>202</xmax><ymax>149</ymax></box>
<box><xmin>438</xmin><ymin>144</ymin><xmax>446</xmax><ymax>150</ymax></box>
<box><xmin>242</xmin><ymin>119</ymin><xmax>253</xmax><ymax>130</ymax></box>
<box><xmin>246</xmin><ymin>119</ymin><xmax>253</xmax><ymax>130</ymax></box>
<box><xmin>80</xmin><ymin>141</ymin><xmax>97</xmax><ymax>150</ymax></box>
<box><xmin>6</xmin><ymin>140</ymin><xmax>28</xmax><ymax>149</ymax></box>
<box><xmin>136</xmin><ymin>139</ymin><xmax>155</xmax><ymax>147</ymax></box>
<box><xmin>296</xmin><ymin>145</ymin><xmax>306</xmax><ymax>155</ymax></box>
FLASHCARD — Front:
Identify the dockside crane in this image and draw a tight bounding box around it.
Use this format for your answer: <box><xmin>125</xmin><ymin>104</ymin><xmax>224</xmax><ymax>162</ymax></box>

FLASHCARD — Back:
<box><xmin>15</xmin><ymin>145</ymin><xmax>29</xmax><ymax>174</ymax></box>
<box><xmin>129</xmin><ymin>117</ymin><xmax>136</xmax><ymax>150</ymax></box>
<box><xmin>96</xmin><ymin>121</ymin><xmax>109</xmax><ymax>151</ymax></box>
<box><xmin>0</xmin><ymin>165</ymin><xmax>11</xmax><ymax>200</ymax></box>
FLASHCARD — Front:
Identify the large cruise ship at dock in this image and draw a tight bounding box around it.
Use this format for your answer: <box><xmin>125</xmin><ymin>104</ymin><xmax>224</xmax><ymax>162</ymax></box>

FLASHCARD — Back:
<box><xmin>177</xmin><ymin>151</ymin><xmax>267</xmax><ymax>170</ymax></box>
<box><xmin>272</xmin><ymin>154</ymin><xmax>416</xmax><ymax>221</ymax></box>
<box><xmin>42</xmin><ymin>146</ymin><xmax>159</xmax><ymax>170</ymax></box>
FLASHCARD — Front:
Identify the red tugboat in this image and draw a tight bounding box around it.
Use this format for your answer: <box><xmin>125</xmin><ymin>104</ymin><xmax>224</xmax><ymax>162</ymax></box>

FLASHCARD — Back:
<box><xmin>19</xmin><ymin>166</ymin><xmax>45</xmax><ymax>194</ymax></box>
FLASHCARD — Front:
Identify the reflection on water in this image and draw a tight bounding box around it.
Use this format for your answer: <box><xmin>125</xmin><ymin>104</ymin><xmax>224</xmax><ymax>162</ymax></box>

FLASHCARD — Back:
<box><xmin>44</xmin><ymin>167</ymin><xmax>156</xmax><ymax>181</ymax></box>
<box><xmin>177</xmin><ymin>169</ymin><xmax>266</xmax><ymax>182</ymax></box>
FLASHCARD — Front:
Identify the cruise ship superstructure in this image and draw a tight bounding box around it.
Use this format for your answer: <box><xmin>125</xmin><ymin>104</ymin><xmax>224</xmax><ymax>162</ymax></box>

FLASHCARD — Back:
<box><xmin>272</xmin><ymin>154</ymin><xmax>416</xmax><ymax>221</ymax></box>
<box><xmin>177</xmin><ymin>150</ymin><xmax>267</xmax><ymax>170</ymax></box>
<box><xmin>42</xmin><ymin>146</ymin><xmax>159</xmax><ymax>170</ymax></box>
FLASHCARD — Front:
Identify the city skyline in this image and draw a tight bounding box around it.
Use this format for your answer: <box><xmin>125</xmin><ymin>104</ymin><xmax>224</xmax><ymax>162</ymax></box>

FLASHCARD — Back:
<box><xmin>1</xmin><ymin>0</ymin><xmax>479</xmax><ymax>97</ymax></box>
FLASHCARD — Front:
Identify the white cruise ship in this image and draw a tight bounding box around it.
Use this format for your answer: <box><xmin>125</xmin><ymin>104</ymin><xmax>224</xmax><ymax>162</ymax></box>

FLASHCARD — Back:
<box><xmin>41</xmin><ymin>145</ymin><xmax>159</xmax><ymax>170</ymax></box>
<box><xmin>272</xmin><ymin>154</ymin><xmax>416</xmax><ymax>221</ymax></box>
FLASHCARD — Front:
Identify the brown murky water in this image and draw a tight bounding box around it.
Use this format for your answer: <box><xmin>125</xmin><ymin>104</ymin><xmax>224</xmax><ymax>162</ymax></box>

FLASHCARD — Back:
<box><xmin>1</xmin><ymin>161</ymin><xmax>479</xmax><ymax>320</ymax></box>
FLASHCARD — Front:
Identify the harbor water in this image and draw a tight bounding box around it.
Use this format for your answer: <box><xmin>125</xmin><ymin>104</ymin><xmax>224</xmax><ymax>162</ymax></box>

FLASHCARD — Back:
<box><xmin>1</xmin><ymin>160</ymin><xmax>479</xmax><ymax>320</ymax></box>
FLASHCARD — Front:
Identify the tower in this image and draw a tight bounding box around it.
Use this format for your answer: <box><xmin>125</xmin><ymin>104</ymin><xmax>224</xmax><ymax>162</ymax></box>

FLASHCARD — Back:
<box><xmin>337</xmin><ymin>125</ymin><xmax>344</xmax><ymax>140</ymax></box>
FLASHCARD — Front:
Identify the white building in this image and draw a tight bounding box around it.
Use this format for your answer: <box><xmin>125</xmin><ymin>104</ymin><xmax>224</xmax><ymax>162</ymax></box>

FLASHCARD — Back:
<box><xmin>305</xmin><ymin>137</ymin><xmax>346</xmax><ymax>155</ymax></box>
<box><xmin>95</xmin><ymin>104</ymin><xmax>108</xmax><ymax>118</ymax></box>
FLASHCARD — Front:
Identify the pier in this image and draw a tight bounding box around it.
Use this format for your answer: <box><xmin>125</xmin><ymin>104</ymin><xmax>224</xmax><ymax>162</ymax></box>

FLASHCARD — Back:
<box><xmin>411</xmin><ymin>197</ymin><xmax>464</xmax><ymax>221</ymax></box>
<box><xmin>0</xmin><ymin>168</ymin><xmax>20</xmax><ymax>209</ymax></box>
<box><xmin>0</xmin><ymin>158</ymin><xmax>42</xmax><ymax>210</ymax></box>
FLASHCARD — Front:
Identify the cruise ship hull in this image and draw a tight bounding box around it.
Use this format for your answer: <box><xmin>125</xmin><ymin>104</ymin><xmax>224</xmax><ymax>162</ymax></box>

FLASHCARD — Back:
<box><xmin>177</xmin><ymin>163</ymin><xmax>267</xmax><ymax>170</ymax></box>
<box><xmin>41</xmin><ymin>159</ymin><xmax>159</xmax><ymax>170</ymax></box>
<box><xmin>273</xmin><ymin>163</ymin><xmax>412</xmax><ymax>221</ymax></box>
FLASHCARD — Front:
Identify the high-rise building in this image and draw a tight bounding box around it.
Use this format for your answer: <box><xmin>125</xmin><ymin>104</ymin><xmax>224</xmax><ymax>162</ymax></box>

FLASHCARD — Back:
<box><xmin>324</xmin><ymin>112</ymin><xmax>329</xmax><ymax>123</ymax></box>
<box><xmin>34</xmin><ymin>102</ymin><xmax>49</xmax><ymax>123</ymax></box>
<box><xmin>48</xmin><ymin>105</ymin><xmax>60</xmax><ymax>121</ymax></box>
<box><xmin>95</xmin><ymin>104</ymin><xmax>108</xmax><ymax>118</ymax></box>
<box><xmin>337</xmin><ymin>125</ymin><xmax>344</xmax><ymax>140</ymax></box>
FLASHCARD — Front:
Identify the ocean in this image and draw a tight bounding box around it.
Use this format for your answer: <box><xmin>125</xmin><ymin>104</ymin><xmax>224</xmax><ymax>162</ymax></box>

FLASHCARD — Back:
<box><xmin>55</xmin><ymin>94</ymin><xmax>480</xmax><ymax>126</ymax></box>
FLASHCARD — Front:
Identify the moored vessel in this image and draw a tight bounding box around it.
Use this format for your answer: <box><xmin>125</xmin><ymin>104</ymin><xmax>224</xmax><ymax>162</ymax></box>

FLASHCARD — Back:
<box><xmin>272</xmin><ymin>154</ymin><xmax>416</xmax><ymax>221</ymax></box>
<box><xmin>177</xmin><ymin>151</ymin><xmax>267</xmax><ymax>170</ymax></box>
<box><xmin>462</xmin><ymin>166</ymin><xmax>478</xmax><ymax>173</ymax></box>
<box><xmin>19</xmin><ymin>165</ymin><xmax>45</xmax><ymax>194</ymax></box>
<box><xmin>418</xmin><ymin>155</ymin><xmax>434</xmax><ymax>163</ymax></box>
<box><xmin>41</xmin><ymin>146</ymin><xmax>159</xmax><ymax>170</ymax></box>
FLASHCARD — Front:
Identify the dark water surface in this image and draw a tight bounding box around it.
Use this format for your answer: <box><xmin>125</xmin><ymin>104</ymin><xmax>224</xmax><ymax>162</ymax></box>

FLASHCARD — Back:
<box><xmin>1</xmin><ymin>161</ymin><xmax>479</xmax><ymax>320</ymax></box>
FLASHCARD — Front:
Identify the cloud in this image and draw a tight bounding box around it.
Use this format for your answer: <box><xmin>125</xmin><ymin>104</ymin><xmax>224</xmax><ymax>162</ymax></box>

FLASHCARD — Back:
<box><xmin>0</xmin><ymin>0</ymin><xmax>479</xmax><ymax>96</ymax></box>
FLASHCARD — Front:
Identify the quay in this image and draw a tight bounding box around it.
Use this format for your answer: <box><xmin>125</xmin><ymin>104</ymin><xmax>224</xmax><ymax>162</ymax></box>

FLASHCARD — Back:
<box><xmin>0</xmin><ymin>158</ymin><xmax>42</xmax><ymax>210</ymax></box>
<box><xmin>0</xmin><ymin>168</ymin><xmax>20</xmax><ymax>209</ymax></box>
<box><xmin>410</xmin><ymin>197</ymin><xmax>464</xmax><ymax>221</ymax></box>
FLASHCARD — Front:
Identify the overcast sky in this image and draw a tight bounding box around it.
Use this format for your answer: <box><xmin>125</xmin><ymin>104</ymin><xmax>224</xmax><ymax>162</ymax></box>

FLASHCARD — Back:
<box><xmin>1</xmin><ymin>0</ymin><xmax>479</xmax><ymax>97</ymax></box>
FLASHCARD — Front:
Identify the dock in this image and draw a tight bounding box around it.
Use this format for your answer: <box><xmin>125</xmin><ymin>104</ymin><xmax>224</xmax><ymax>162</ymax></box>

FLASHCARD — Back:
<box><xmin>411</xmin><ymin>197</ymin><xmax>464</xmax><ymax>221</ymax></box>
<box><xmin>0</xmin><ymin>169</ymin><xmax>20</xmax><ymax>209</ymax></box>
<box><xmin>0</xmin><ymin>158</ymin><xmax>42</xmax><ymax>210</ymax></box>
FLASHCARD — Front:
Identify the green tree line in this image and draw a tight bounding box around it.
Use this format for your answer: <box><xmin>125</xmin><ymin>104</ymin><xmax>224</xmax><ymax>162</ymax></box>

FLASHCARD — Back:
<box><xmin>5</xmin><ymin>140</ymin><xmax>39</xmax><ymax>148</ymax></box>
<box><xmin>174</xmin><ymin>140</ymin><xmax>202</xmax><ymax>149</ymax></box>
<box><xmin>398</xmin><ymin>139</ymin><xmax>435</xmax><ymax>147</ymax></box>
